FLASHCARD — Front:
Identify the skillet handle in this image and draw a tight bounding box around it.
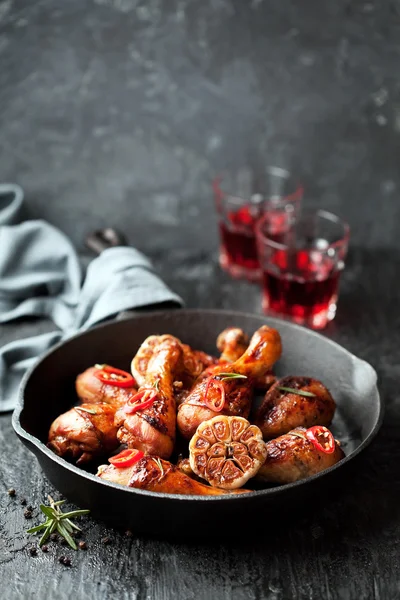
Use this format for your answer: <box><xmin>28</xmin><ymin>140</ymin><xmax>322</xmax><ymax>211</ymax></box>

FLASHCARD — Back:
<box><xmin>84</xmin><ymin>228</ymin><xmax>182</xmax><ymax>321</ymax></box>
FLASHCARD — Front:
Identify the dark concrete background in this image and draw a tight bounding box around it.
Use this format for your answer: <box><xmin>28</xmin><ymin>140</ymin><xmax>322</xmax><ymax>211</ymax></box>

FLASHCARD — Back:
<box><xmin>1</xmin><ymin>0</ymin><xmax>400</xmax><ymax>255</ymax></box>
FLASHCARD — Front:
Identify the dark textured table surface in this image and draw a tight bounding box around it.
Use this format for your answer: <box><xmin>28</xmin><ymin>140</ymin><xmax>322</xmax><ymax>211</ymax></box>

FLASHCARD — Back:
<box><xmin>1</xmin><ymin>1</ymin><xmax>400</xmax><ymax>599</ymax></box>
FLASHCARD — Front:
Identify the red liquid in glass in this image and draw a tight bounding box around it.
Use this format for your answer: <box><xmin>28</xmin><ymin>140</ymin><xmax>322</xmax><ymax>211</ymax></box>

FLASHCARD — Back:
<box><xmin>218</xmin><ymin>205</ymin><xmax>260</xmax><ymax>280</ymax></box>
<box><xmin>261</xmin><ymin>249</ymin><xmax>340</xmax><ymax>328</ymax></box>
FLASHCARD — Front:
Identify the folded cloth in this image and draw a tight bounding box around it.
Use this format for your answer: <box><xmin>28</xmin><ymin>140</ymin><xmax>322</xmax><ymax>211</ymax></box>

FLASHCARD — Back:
<box><xmin>0</xmin><ymin>184</ymin><xmax>183</xmax><ymax>412</ymax></box>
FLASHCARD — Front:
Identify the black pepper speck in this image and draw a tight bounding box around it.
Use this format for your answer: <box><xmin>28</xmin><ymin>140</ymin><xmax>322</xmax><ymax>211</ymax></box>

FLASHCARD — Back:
<box><xmin>101</xmin><ymin>536</ymin><xmax>112</xmax><ymax>545</ymax></box>
<box><xmin>125</xmin><ymin>529</ymin><xmax>133</xmax><ymax>538</ymax></box>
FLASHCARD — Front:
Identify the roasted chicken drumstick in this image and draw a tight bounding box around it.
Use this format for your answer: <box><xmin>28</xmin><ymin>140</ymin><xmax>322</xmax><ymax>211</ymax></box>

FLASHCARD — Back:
<box><xmin>216</xmin><ymin>327</ymin><xmax>276</xmax><ymax>390</ymax></box>
<box><xmin>254</xmin><ymin>376</ymin><xmax>336</xmax><ymax>439</ymax></box>
<box><xmin>48</xmin><ymin>363</ymin><xmax>136</xmax><ymax>464</ymax></box>
<box><xmin>115</xmin><ymin>337</ymin><xmax>183</xmax><ymax>458</ymax></box>
<box><xmin>97</xmin><ymin>454</ymin><xmax>250</xmax><ymax>495</ymax></box>
<box><xmin>48</xmin><ymin>402</ymin><xmax>121</xmax><ymax>464</ymax></box>
<box><xmin>216</xmin><ymin>327</ymin><xmax>249</xmax><ymax>363</ymax></box>
<box><xmin>131</xmin><ymin>334</ymin><xmax>216</xmax><ymax>390</ymax></box>
<box><xmin>178</xmin><ymin>326</ymin><xmax>282</xmax><ymax>440</ymax></box>
<box><xmin>76</xmin><ymin>365</ymin><xmax>137</xmax><ymax>405</ymax></box>
<box><xmin>257</xmin><ymin>426</ymin><xmax>344</xmax><ymax>484</ymax></box>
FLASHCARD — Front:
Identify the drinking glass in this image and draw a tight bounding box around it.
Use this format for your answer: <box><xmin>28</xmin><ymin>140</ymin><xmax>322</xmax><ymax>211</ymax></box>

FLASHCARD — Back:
<box><xmin>255</xmin><ymin>209</ymin><xmax>350</xmax><ymax>329</ymax></box>
<box><xmin>213</xmin><ymin>166</ymin><xmax>303</xmax><ymax>281</ymax></box>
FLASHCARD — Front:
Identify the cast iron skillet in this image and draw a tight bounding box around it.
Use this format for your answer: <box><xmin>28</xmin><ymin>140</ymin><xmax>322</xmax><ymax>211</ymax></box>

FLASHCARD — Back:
<box><xmin>13</xmin><ymin>309</ymin><xmax>382</xmax><ymax>539</ymax></box>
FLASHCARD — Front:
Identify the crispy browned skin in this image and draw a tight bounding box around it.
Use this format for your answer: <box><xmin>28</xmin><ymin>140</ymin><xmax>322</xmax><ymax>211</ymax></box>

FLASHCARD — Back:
<box><xmin>176</xmin><ymin>456</ymin><xmax>200</xmax><ymax>479</ymax></box>
<box><xmin>97</xmin><ymin>455</ymin><xmax>250</xmax><ymax>495</ymax></box>
<box><xmin>130</xmin><ymin>335</ymin><xmax>164</xmax><ymax>387</ymax></box>
<box><xmin>48</xmin><ymin>402</ymin><xmax>120</xmax><ymax>464</ymax></box>
<box><xmin>115</xmin><ymin>338</ymin><xmax>183</xmax><ymax>459</ymax></box>
<box><xmin>257</xmin><ymin>427</ymin><xmax>344</xmax><ymax>484</ymax></box>
<box><xmin>76</xmin><ymin>366</ymin><xmax>136</xmax><ymax>406</ymax></box>
<box><xmin>177</xmin><ymin>326</ymin><xmax>282</xmax><ymax>440</ymax></box>
<box><xmin>216</xmin><ymin>327</ymin><xmax>249</xmax><ymax>363</ymax></box>
<box><xmin>131</xmin><ymin>334</ymin><xmax>216</xmax><ymax>390</ymax></box>
<box><xmin>254</xmin><ymin>376</ymin><xmax>336</xmax><ymax>440</ymax></box>
<box><xmin>181</xmin><ymin>344</ymin><xmax>218</xmax><ymax>387</ymax></box>
<box><xmin>216</xmin><ymin>327</ymin><xmax>276</xmax><ymax>390</ymax></box>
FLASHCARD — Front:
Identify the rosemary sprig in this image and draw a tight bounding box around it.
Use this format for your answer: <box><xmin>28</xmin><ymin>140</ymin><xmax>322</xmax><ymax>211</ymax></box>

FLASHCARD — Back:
<box><xmin>289</xmin><ymin>431</ymin><xmax>307</xmax><ymax>440</ymax></box>
<box><xmin>152</xmin><ymin>457</ymin><xmax>164</xmax><ymax>478</ymax></box>
<box><xmin>276</xmin><ymin>386</ymin><xmax>316</xmax><ymax>398</ymax></box>
<box><xmin>75</xmin><ymin>406</ymin><xmax>97</xmax><ymax>415</ymax></box>
<box><xmin>218</xmin><ymin>373</ymin><xmax>248</xmax><ymax>381</ymax></box>
<box><xmin>27</xmin><ymin>495</ymin><xmax>90</xmax><ymax>550</ymax></box>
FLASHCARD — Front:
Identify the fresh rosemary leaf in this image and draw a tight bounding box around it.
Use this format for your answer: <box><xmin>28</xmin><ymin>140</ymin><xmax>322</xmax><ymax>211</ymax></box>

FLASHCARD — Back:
<box><xmin>39</xmin><ymin>524</ymin><xmax>53</xmax><ymax>547</ymax></box>
<box><xmin>40</xmin><ymin>505</ymin><xmax>55</xmax><ymax>519</ymax></box>
<box><xmin>57</xmin><ymin>523</ymin><xmax>77</xmax><ymax>550</ymax></box>
<box><xmin>27</xmin><ymin>521</ymin><xmax>51</xmax><ymax>534</ymax></box>
<box><xmin>276</xmin><ymin>386</ymin><xmax>316</xmax><ymax>398</ymax></box>
<box><xmin>75</xmin><ymin>407</ymin><xmax>97</xmax><ymax>415</ymax></box>
<box><xmin>218</xmin><ymin>373</ymin><xmax>248</xmax><ymax>380</ymax></box>
<box><xmin>64</xmin><ymin>518</ymin><xmax>81</xmax><ymax>532</ymax></box>
<box><xmin>49</xmin><ymin>520</ymin><xmax>57</xmax><ymax>534</ymax></box>
<box><xmin>61</xmin><ymin>510</ymin><xmax>90</xmax><ymax>519</ymax></box>
<box><xmin>62</xmin><ymin>519</ymin><xmax>74</xmax><ymax>534</ymax></box>
<box><xmin>152</xmin><ymin>457</ymin><xmax>164</xmax><ymax>477</ymax></box>
<box><xmin>289</xmin><ymin>431</ymin><xmax>307</xmax><ymax>440</ymax></box>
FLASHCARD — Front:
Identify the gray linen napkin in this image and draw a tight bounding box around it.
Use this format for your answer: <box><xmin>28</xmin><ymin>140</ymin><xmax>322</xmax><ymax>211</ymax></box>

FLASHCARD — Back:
<box><xmin>0</xmin><ymin>184</ymin><xmax>183</xmax><ymax>412</ymax></box>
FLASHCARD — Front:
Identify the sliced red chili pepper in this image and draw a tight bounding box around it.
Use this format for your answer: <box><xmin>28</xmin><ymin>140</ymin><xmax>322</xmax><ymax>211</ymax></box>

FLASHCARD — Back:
<box><xmin>108</xmin><ymin>448</ymin><xmax>144</xmax><ymax>468</ymax></box>
<box><xmin>124</xmin><ymin>388</ymin><xmax>158</xmax><ymax>415</ymax></box>
<box><xmin>94</xmin><ymin>365</ymin><xmax>136</xmax><ymax>388</ymax></box>
<box><xmin>306</xmin><ymin>426</ymin><xmax>335</xmax><ymax>454</ymax></box>
<box><xmin>203</xmin><ymin>378</ymin><xmax>225</xmax><ymax>412</ymax></box>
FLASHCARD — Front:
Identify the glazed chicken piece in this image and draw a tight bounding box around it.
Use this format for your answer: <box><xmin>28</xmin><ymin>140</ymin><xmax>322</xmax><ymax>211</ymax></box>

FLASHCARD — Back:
<box><xmin>130</xmin><ymin>335</ymin><xmax>169</xmax><ymax>387</ymax></box>
<box><xmin>216</xmin><ymin>327</ymin><xmax>276</xmax><ymax>390</ymax></box>
<box><xmin>49</xmin><ymin>363</ymin><xmax>136</xmax><ymax>464</ymax></box>
<box><xmin>115</xmin><ymin>337</ymin><xmax>183</xmax><ymax>459</ymax></box>
<box><xmin>177</xmin><ymin>326</ymin><xmax>282</xmax><ymax>440</ymax></box>
<box><xmin>48</xmin><ymin>402</ymin><xmax>121</xmax><ymax>464</ymax></box>
<box><xmin>131</xmin><ymin>334</ymin><xmax>216</xmax><ymax>390</ymax></box>
<box><xmin>216</xmin><ymin>327</ymin><xmax>249</xmax><ymax>363</ymax></box>
<box><xmin>180</xmin><ymin>344</ymin><xmax>218</xmax><ymax>386</ymax></box>
<box><xmin>176</xmin><ymin>456</ymin><xmax>201</xmax><ymax>480</ymax></box>
<box><xmin>97</xmin><ymin>455</ymin><xmax>250</xmax><ymax>495</ymax></box>
<box><xmin>76</xmin><ymin>366</ymin><xmax>136</xmax><ymax>406</ymax></box>
<box><xmin>257</xmin><ymin>426</ymin><xmax>344</xmax><ymax>484</ymax></box>
<box><xmin>254</xmin><ymin>376</ymin><xmax>336</xmax><ymax>440</ymax></box>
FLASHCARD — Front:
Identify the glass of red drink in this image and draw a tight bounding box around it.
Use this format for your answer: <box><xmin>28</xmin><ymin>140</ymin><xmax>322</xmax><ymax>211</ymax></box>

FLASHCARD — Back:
<box><xmin>255</xmin><ymin>209</ymin><xmax>350</xmax><ymax>329</ymax></box>
<box><xmin>213</xmin><ymin>167</ymin><xmax>303</xmax><ymax>282</ymax></box>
